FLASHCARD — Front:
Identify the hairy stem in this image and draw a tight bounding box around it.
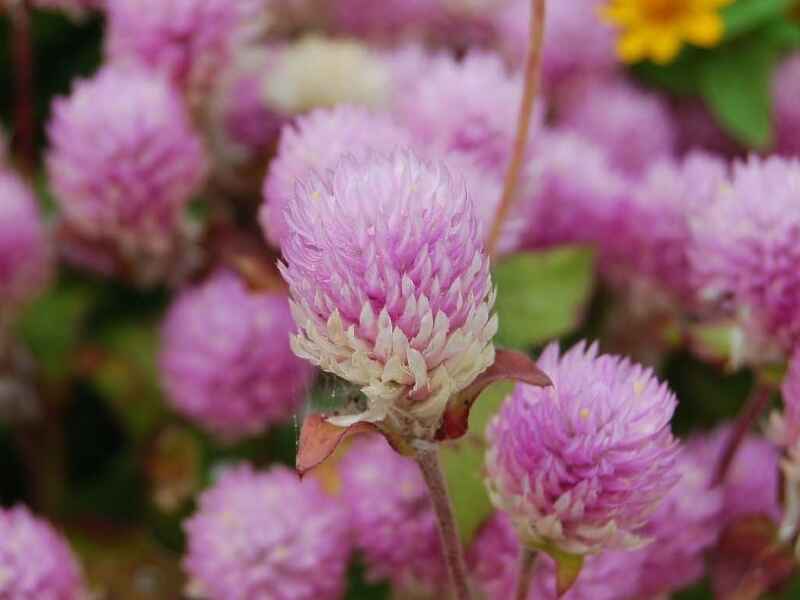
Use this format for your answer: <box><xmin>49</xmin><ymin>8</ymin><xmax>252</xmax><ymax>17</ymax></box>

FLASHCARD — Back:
<box><xmin>515</xmin><ymin>547</ymin><xmax>537</xmax><ymax>600</ymax></box>
<box><xmin>413</xmin><ymin>441</ymin><xmax>472</xmax><ymax>600</ymax></box>
<box><xmin>713</xmin><ymin>384</ymin><xmax>772</xmax><ymax>486</ymax></box>
<box><xmin>486</xmin><ymin>0</ymin><xmax>546</xmax><ymax>258</ymax></box>
<box><xmin>9</xmin><ymin>0</ymin><xmax>36</xmax><ymax>174</ymax></box>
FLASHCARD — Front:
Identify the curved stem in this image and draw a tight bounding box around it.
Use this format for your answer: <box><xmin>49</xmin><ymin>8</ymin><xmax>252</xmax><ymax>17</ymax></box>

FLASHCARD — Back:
<box><xmin>9</xmin><ymin>0</ymin><xmax>36</xmax><ymax>174</ymax></box>
<box><xmin>515</xmin><ymin>547</ymin><xmax>537</xmax><ymax>600</ymax></box>
<box><xmin>713</xmin><ymin>384</ymin><xmax>772</xmax><ymax>486</ymax></box>
<box><xmin>486</xmin><ymin>0</ymin><xmax>546</xmax><ymax>258</ymax></box>
<box><xmin>413</xmin><ymin>442</ymin><xmax>472</xmax><ymax>600</ymax></box>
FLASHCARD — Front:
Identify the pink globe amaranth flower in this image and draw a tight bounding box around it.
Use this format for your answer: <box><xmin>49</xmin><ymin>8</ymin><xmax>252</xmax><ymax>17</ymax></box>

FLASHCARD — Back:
<box><xmin>0</xmin><ymin>170</ymin><xmax>50</xmax><ymax>314</ymax></box>
<box><xmin>633</xmin><ymin>437</ymin><xmax>725</xmax><ymax>597</ymax></box>
<box><xmin>0</xmin><ymin>505</ymin><xmax>86</xmax><ymax>600</ymax></box>
<box><xmin>604</xmin><ymin>152</ymin><xmax>729</xmax><ymax>304</ymax></box>
<box><xmin>105</xmin><ymin>0</ymin><xmax>260</xmax><ymax>91</ymax></box>
<box><xmin>394</xmin><ymin>50</ymin><xmax>542</xmax><ymax>175</ymax></box>
<box><xmin>558</xmin><ymin>76</ymin><xmax>677</xmax><ymax>175</ymax></box>
<box><xmin>774</xmin><ymin>53</ymin><xmax>800</xmax><ymax>157</ymax></box>
<box><xmin>493</xmin><ymin>0</ymin><xmax>616</xmax><ymax>87</ymax></box>
<box><xmin>694</xmin><ymin>423</ymin><xmax>782</xmax><ymax>525</ymax></box>
<box><xmin>160</xmin><ymin>270</ymin><xmax>314</xmax><ymax>440</ymax></box>
<box><xmin>517</xmin><ymin>129</ymin><xmax>630</xmax><ymax>251</ymax></box>
<box><xmin>183</xmin><ymin>464</ymin><xmax>351</xmax><ymax>600</ymax></box>
<box><xmin>486</xmin><ymin>341</ymin><xmax>680</xmax><ymax>555</ymax></box>
<box><xmin>261</xmin><ymin>105</ymin><xmax>414</xmax><ymax>248</ymax></box>
<box><xmin>690</xmin><ymin>156</ymin><xmax>800</xmax><ymax>354</ymax></box>
<box><xmin>339</xmin><ymin>434</ymin><xmax>447</xmax><ymax>594</ymax></box>
<box><xmin>280</xmin><ymin>150</ymin><xmax>497</xmax><ymax>439</ymax></box>
<box><xmin>46</xmin><ymin>66</ymin><xmax>208</xmax><ymax>259</ymax></box>
<box><xmin>468</xmin><ymin>513</ymin><xmax>643</xmax><ymax>600</ymax></box>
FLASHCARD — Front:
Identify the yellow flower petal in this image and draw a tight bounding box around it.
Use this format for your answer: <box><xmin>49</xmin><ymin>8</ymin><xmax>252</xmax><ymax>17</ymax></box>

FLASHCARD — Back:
<box><xmin>618</xmin><ymin>31</ymin><xmax>650</xmax><ymax>63</ymax></box>
<box><xmin>683</xmin><ymin>13</ymin><xmax>724</xmax><ymax>46</ymax></box>
<box><xmin>650</xmin><ymin>30</ymin><xmax>683</xmax><ymax>64</ymax></box>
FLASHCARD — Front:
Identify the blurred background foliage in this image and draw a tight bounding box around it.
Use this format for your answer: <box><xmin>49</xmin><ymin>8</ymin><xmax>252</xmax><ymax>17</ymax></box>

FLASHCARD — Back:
<box><xmin>1</xmin><ymin>6</ymin><xmax>800</xmax><ymax>600</ymax></box>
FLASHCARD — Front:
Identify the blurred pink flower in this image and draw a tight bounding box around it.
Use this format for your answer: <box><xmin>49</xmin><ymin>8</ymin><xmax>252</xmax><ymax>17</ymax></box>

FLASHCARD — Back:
<box><xmin>184</xmin><ymin>465</ymin><xmax>350</xmax><ymax>600</ymax></box>
<box><xmin>160</xmin><ymin>270</ymin><xmax>314</xmax><ymax>439</ymax></box>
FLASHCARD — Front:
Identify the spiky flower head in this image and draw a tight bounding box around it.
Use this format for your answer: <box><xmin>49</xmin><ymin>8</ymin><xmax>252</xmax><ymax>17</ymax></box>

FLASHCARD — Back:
<box><xmin>774</xmin><ymin>53</ymin><xmax>800</xmax><ymax>157</ymax></box>
<box><xmin>105</xmin><ymin>0</ymin><xmax>260</xmax><ymax>91</ymax></box>
<box><xmin>485</xmin><ymin>342</ymin><xmax>680</xmax><ymax>555</ymax></box>
<box><xmin>493</xmin><ymin>0</ymin><xmax>616</xmax><ymax>86</ymax></box>
<box><xmin>395</xmin><ymin>51</ymin><xmax>539</xmax><ymax>174</ymax></box>
<box><xmin>0</xmin><ymin>505</ymin><xmax>86</xmax><ymax>600</ymax></box>
<box><xmin>183</xmin><ymin>465</ymin><xmax>350</xmax><ymax>600</ymax></box>
<box><xmin>160</xmin><ymin>270</ymin><xmax>314</xmax><ymax>439</ymax></box>
<box><xmin>280</xmin><ymin>150</ymin><xmax>497</xmax><ymax>439</ymax></box>
<box><xmin>0</xmin><ymin>170</ymin><xmax>50</xmax><ymax>314</ymax></box>
<box><xmin>602</xmin><ymin>0</ymin><xmax>733</xmax><ymax>64</ymax></box>
<box><xmin>559</xmin><ymin>76</ymin><xmax>676</xmax><ymax>175</ymax></box>
<box><xmin>339</xmin><ymin>434</ymin><xmax>447</xmax><ymax>594</ymax></box>
<box><xmin>468</xmin><ymin>512</ymin><xmax>642</xmax><ymax>600</ymax></box>
<box><xmin>263</xmin><ymin>35</ymin><xmax>392</xmax><ymax>116</ymax></box>
<box><xmin>690</xmin><ymin>156</ymin><xmax>800</xmax><ymax>355</ymax></box>
<box><xmin>260</xmin><ymin>105</ymin><xmax>413</xmax><ymax>248</ymax></box>
<box><xmin>46</xmin><ymin>66</ymin><xmax>208</xmax><ymax>263</ymax></box>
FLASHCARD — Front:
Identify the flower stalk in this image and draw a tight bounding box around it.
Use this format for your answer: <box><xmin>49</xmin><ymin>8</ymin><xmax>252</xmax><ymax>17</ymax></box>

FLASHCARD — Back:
<box><xmin>515</xmin><ymin>547</ymin><xmax>537</xmax><ymax>600</ymax></box>
<box><xmin>486</xmin><ymin>0</ymin><xmax>546</xmax><ymax>258</ymax></box>
<box><xmin>413</xmin><ymin>440</ymin><xmax>472</xmax><ymax>600</ymax></box>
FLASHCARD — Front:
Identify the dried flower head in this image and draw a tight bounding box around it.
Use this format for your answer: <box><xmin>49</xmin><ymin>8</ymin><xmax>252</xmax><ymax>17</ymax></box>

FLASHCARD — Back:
<box><xmin>160</xmin><ymin>270</ymin><xmax>314</xmax><ymax>439</ymax></box>
<box><xmin>183</xmin><ymin>465</ymin><xmax>351</xmax><ymax>600</ymax></box>
<box><xmin>280</xmin><ymin>150</ymin><xmax>496</xmax><ymax>439</ymax></box>
<box><xmin>0</xmin><ymin>505</ymin><xmax>86</xmax><ymax>600</ymax></box>
<box><xmin>486</xmin><ymin>342</ymin><xmax>680</xmax><ymax>554</ymax></box>
<box><xmin>339</xmin><ymin>434</ymin><xmax>447</xmax><ymax>594</ymax></box>
<box><xmin>263</xmin><ymin>35</ymin><xmax>392</xmax><ymax>115</ymax></box>
<box><xmin>260</xmin><ymin>105</ymin><xmax>413</xmax><ymax>248</ymax></box>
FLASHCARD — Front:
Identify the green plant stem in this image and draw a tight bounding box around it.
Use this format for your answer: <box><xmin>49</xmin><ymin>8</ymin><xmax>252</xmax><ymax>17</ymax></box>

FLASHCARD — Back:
<box><xmin>413</xmin><ymin>441</ymin><xmax>472</xmax><ymax>600</ymax></box>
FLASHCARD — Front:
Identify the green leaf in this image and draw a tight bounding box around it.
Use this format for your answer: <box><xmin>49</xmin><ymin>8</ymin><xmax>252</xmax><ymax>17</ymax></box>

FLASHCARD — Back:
<box><xmin>440</xmin><ymin>382</ymin><xmax>513</xmax><ymax>543</ymax></box>
<box><xmin>722</xmin><ymin>0</ymin><xmax>797</xmax><ymax>39</ymax></box>
<box><xmin>535</xmin><ymin>543</ymin><xmax>585</xmax><ymax>597</ymax></box>
<box><xmin>16</xmin><ymin>281</ymin><xmax>96</xmax><ymax>379</ymax></box>
<box><xmin>632</xmin><ymin>51</ymin><xmax>702</xmax><ymax>96</ymax></box>
<box><xmin>698</xmin><ymin>36</ymin><xmax>779</xmax><ymax>149</ymax></box>
<box><xmin>493</xmin><ymin>247</ymin><xmax>595</xmax><ymax>350</ymax></box>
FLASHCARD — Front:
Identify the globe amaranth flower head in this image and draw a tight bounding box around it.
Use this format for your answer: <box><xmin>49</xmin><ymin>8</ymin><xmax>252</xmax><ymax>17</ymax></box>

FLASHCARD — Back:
<box><xmin>183</xmin><ymin>464</ymin><xmax>351</xmax><ymax>600</ymax></box>
<box><xmin>0</xmin><ymin>170</ymin><xmax>50</xmax><ymax>314</ymax></box>
<box><xmin>493</xmin><ymin>0</ymin><xmax>616</xmax><ymax>87</ymax></box>
<box><xmin>468</xmin><ymin>512</ymin><xmax>643</xmax><ymax>600</ymax></box>
<box><xmin>263</xmin><ymin>35</ymin><xmax>392</xmax><ymax>116</ymax></box>
<box><xmin>774</xmin><ymin>52</ymin><xmax>800</xmax><ymax>157</ymax></box>
<box><xmin>394</xmin><ymin>50</ymin><xmax>541</xmax><ymax>175</ymax></box>
<box><xmin>338</xmin><ymin>434</ymin><xmax>447</xmax><ymax>595</ymax></box>
<box><xmin>160</xmin><ymin>270</ymin><xmax>315</xmax><ymax>440</ymax></box>
<box><xmin>105</xmin><ymin>0</ymin><xmax>261</xmax><ymax>91</ymax></box>
<box><xmin>280</xmin><ymin>150</ymin><xmax>497</xmax><ymax>439</ymax></box>
<box><xmin>558</xmin><ymin>76</ymin><xmax>676</xmax><ymax>175</ymax></box>
<box><xmin>261</xmin><ymin>105</ymin><xmax>413</xmax><ymax>248</ymax></box>
<box><xmin>46</xmin><ymin>66</ymin><xmax>208</xmax><ymax>262</ymax></box>
<box><xmin>485</xmin><ymin>341</ymin><xmax>680</xmax><ymax>555</ymax></box>
<box><xmin>690</xmin><ymin>156</ymin><xmax>800</xmax><ymax>355</ymax></box>
<box><xmin>0</xmin><ymin>505</ymin><xmax>86</xmax><ymax>600</ymax></box>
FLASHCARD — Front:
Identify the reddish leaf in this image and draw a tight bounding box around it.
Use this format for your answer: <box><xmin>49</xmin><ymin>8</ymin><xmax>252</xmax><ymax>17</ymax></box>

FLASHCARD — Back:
<box><xmin>436</xmin><ymin>349</ymin><xmax>552</xmax><ymax>440</ymax></box>
<box><xmin>296</xmin><ymin>414</ymin><xmax>379</xmax><ymax>476</ymax></box>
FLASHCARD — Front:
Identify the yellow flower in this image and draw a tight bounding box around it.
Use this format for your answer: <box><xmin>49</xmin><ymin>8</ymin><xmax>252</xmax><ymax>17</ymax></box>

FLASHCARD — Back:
<box><xmin>602</xmin><ymin>0</ymin><xmax>733</xmax><ymax>64</ymax></box>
